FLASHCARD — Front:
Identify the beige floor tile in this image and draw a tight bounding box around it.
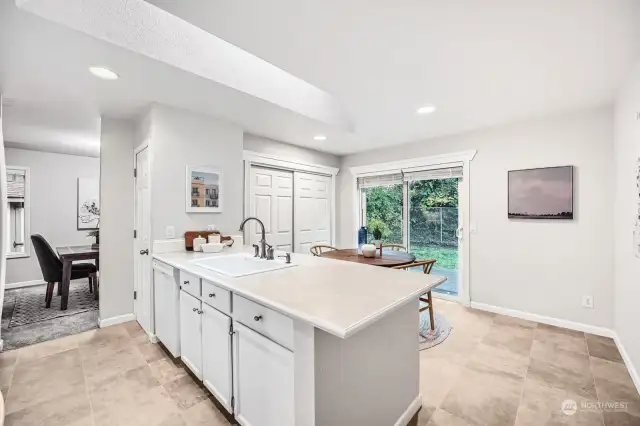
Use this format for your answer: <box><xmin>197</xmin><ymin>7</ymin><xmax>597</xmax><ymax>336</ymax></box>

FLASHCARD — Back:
<box><xmin>427</xmin><ymin>409</ymin><xmax>473</xmax><ymax>426</ymax></box>
<box><xmin>586</xmin><ymin>335</ymin><xmax>624</xmax><ymax>363</ymax></box>
<box><xmin>420</xmin><ymin>328</ymin><xmax>481</xmax><ymax>367</ymax></box>
<box><xmin>602</xmin><ymin>411</ymin><xmax>640</xmax><ymax>426</ymax></box>
<box><xmin>181</xmin><ymin>399</ymin><xmax>233</xmax><ymax>426</ymax></box>
<box><xmin>482</xmin><ymin>322</ymin><xmax>536</xmax><ymax>357</ymax></box>
<box><xmin>138</xmin><ymin>341</ymin><xmax>170</xmax><ymax>363</ymax></box>
<box><xmin>440</xmin><ymin>360</ymin><xmax>524</xmax><ymax>426</ymax></box>
<box><xmin>534</xmin><ymin>324</ymin><xmax>588</xmax><ymax>355</ymax></box>
<box><xmin>0</xmin><ymin>350</ymin><xmax>19</xmax><ymax>369</ymax></box>
<box><xmin>6</xmin><ymin>348</ymin><xmax>86</xmax><ymax>414</ymax></box>
<box><xmin>420</xmin><ymin>358</ymin><xmax>464</xmax><ymax>408</ymax></box>
<box><xmin>16</xmin><ymin>334</ymin><xmax>80</xmax><ymax>364</ymax></box>
<box><xmin>4</xmin><ymin>385</ymin><xmax>92</xmax><ymax>426</ymax></box>
<box><xmin>531</xmin><ymin>340</ymin><xmax>592</xmax><ymax>373</ymax></box>
<box><xmin>594</xmin><ymin>377</ymin><xmax>640</xmax><ymax>418</ymax></box>
<box><xmin>0</xmin><ymin>365</ymin><xmax>15</xmax><ymax>388</ymax></box>
<box><xmin>163</xmin><ymin>375</ymin><xmax>208</xmax><ymax>410</ymax></box>
<box><xmin>77</xmin><ymin>324</ymin><xmax>132</xmax><ymax>358</ymax></box>
<box><xmin>527</xmin><ymin>356</ymin><xmax>597</xmax><ymax>399</ymax></box>
<box><xmin>591</xmin><ymin>357</ymin><xmax>636</xmax><ymax>388</ymax></box>
<box><xmin>149</xmin><ymin>358</ymin><xmax>189</xmax><ymax>385</ymax></box>
<box><xmin>409</xmin><ymin>405</ymin><xmax>436</xmax><ymax>426</ymax></box>
<box><xmin>83</xmin><ymin>343</ymin><xmax>147</xmax><ymax>384</ymax></box>
<box><xmin>122</xmin><ymin>320</ymin><xmax>146</xmax><ymax>338</ymax></box>
<box><xmin>471</xmin><ymin>341</ymin><xmax>530</xmax><ymax>378</ymax></box>
<box><xmin>494</xmin><ymin>314</ymin><xmax>538</xmax><ymax>329</ymax></box>
<box><xmin>92</xmin><ymin>386</ymin><xmax>181</xmax><ymax>426</ymax></box>
<box><xmin>515</xmin><ymin>378</ymin><xmax>604</xmax><ymax>426</ymax></box>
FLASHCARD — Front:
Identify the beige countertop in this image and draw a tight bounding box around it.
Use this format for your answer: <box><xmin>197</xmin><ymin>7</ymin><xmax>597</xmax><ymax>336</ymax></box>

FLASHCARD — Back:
<box><xmin>153</xmin><ymin>249</ymin><xmax>446</xmax><ymax>339</ymax></box>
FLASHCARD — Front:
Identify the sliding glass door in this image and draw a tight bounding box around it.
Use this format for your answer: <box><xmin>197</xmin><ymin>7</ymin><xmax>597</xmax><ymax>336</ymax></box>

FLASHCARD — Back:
<box><xmin>358</xmin><ymin>167</ymin><xmax>463</xmax><ymax>299</ymax></box>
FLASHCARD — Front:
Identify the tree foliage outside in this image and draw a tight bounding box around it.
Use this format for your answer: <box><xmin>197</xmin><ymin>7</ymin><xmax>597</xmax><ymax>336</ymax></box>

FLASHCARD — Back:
<box><xmin>363</xmin><ymin>178</ymin><xmax>459</xmax><ymax>268</ymax></box>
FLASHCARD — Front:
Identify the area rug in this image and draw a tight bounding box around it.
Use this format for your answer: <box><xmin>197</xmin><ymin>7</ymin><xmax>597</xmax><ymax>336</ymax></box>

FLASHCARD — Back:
<box><xmin>419</xmin><ymin>310</ymin><xmax>451</xmax><ymax>350</ymax></box>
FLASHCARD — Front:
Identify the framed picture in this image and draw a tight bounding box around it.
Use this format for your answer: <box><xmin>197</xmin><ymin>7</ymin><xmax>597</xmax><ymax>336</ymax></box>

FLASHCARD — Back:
<box><xmin>77</xmin><ymin>178</ymin><xmax>100</xmax><ymax>230</ymax></box>
<box><xmin>186</xmin><ymin>166</ymin><xmax>223</xmax><ymax>213</ymax></box>
<box><xmin>508</xmin><ymin>166</ymin><xmax>574</xmax><ymax>219</ymax></box>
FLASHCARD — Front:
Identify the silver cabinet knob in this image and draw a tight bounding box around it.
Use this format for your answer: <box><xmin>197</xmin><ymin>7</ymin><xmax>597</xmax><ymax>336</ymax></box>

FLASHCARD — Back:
<box><xmin>183</xmin><ymin>280</ymin><xmax>190</xmax><ymax>285</ymax></box>
<box><xmin>192</xmin><ymin>308</ymin><xmax>197</xmax><ymax>312</ymax></box>
<box><xmin>209</xmin><ymin>293</ymin><xmax>216</xmax><ymax>298</ymax></box>
<box><xmin>254</xmin><ymin>315</ymin><xmax>262</xmax><ymax>322</ymax></box>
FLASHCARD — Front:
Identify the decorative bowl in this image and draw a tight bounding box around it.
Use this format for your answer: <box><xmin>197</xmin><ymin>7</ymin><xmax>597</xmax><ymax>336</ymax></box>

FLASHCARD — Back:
<box><xmin>361</xmin><ymin>244</ymin><xmax>377</xmax><ymax>258</ymax></box>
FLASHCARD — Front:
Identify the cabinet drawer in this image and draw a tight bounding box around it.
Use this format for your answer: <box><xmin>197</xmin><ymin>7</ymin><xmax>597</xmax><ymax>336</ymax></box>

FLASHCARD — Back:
<box><xmin>233</xmin><ymin>295</ymin><xmax>293</xmax><ymax>350</ymax></box>
<box><xmin>180</xmin><ymin>270</ymin><xmax>201</xmax><ymax>298</ymax></box>
<box><xmin>201</xmin><ymin>279</ymin><xmax>231</xmax><ymax>315</ymax></box>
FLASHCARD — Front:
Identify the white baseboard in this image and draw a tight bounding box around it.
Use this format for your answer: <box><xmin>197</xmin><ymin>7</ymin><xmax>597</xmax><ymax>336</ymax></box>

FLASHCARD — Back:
<box><xmin>470</xmin><ymin>302</ymin><xmax>615</xmax><ymax>338</ymax></box>
<box><xmin>5</xmin><ymin>279</ymin><xmax>46</xmax><ymax>290</ymax></box>
<box><xmin>613</xmin><ymin>332</ymin><xmax>640</xmax><ymax>394</ymax></box>
<box><xmin>394</xmin><ymin>395</ymin><xmax>422</xmax><ymax>426</ymax></box>
<box><xmin>153</xmin><ymin>239</ymin><xmax>185</xmax><ymax>254</ymax></box>
<box><xmin>99</xmin><ymin>313</ymin><xmax>136</xmax><ymax>328</ymax></box>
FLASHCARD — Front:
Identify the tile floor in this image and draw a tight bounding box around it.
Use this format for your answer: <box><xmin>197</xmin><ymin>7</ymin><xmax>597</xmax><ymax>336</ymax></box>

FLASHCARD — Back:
<box><xmin>0</xmin><ymin>301</ymin><xmax>637</xmax><ymax>426</ymax></box>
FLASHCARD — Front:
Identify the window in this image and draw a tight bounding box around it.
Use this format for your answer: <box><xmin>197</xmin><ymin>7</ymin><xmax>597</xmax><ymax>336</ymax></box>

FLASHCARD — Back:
<box><xmin>6</xmin><ymin>167</ymin><xmax>30</xmax><ymax>259</ymax></box>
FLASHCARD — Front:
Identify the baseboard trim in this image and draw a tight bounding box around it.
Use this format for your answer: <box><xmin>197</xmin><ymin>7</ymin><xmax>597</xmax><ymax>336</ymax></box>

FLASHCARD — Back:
<box><xmin>470</xmin><ymin>302</ymin><xmax>614</xmax><ymax>338</ymax></box>
<box><xmin>613</xmin><ymin>332</ymin><xmax>640</xmax><ymax>394</ymax></box>
<box><xmin>394</xmin><ymin>395</ymin><xmax>422</xmax><ymax>426</ymax></box>
<box><xmin>99</xmin><ymin>313</ymin><xmax>136</xmax><ymax>328</ymax></box>
<box><xmin>5</xmin><ymin>279</ymin><xmax>46</xmax><ymax>290</ymax></box>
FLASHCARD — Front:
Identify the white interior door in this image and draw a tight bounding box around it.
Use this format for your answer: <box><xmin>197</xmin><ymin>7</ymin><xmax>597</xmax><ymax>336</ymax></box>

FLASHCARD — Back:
<box><xmin>294</xmin><ymin>172</ymin><xmax>331</xmax><ymax>254</ymax></box>
<box><xmin>134</xmin><ymin>147</ymin><xmax>152</xmax><ymax>334</ymax></box>
<box><xmin>249</xmin><ymin>167</ymin><xmax>293</xmax><ymax>252</ymax></box>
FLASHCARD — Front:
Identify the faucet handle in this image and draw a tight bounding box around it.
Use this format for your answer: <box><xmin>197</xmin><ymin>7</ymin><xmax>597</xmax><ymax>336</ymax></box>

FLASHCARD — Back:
<box><xmin>252</xmin><ymin>244</ymin><xmax>259</xmax><ymax>257</ymax></box>
<box><xmin>266</xmin><ymin>246</ymin><xmax>275</xmax><ymax>260</ymax></box>
<box><xmin>278</xmin><ymin>253</ymin><xmax>291</xmax><ymax>264</ymax></box>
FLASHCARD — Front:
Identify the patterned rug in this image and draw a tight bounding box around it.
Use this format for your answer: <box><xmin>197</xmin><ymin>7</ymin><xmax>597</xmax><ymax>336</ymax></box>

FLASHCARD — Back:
<box><xmin>419</xmin><ymin>310</ymin><xmax>452</xmax><ymax>350</ymax></box>
<box><xmin>9</xmin><ymin>283</ymin><xmax>98</xmax><ymax>327</ymax></box>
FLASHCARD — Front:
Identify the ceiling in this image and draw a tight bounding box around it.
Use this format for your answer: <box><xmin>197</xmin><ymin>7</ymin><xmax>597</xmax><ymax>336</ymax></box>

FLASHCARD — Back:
<box><xmin>2</xmin><ymin>0</ymin><xmax>640</xmax><ymax>156</ymax></box>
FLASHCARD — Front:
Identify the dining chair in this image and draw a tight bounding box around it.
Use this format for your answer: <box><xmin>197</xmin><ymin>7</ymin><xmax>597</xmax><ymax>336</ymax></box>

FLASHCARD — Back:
<box><xmin>310</xmin><ymin>244</ymin><xmax>338</xmax><ymax>256</ymax></box>
<box><xmin>31</xmin><ymin>234</ymin><xmax>98</xmax><ymax>308</ymax></box>
<box><xmin>382</xmin><ymin>244</ymin><xmax>407</xmax><ymax>252</ymax></box>
<box><xmin>392</xmin><ymin>259</ymin><xmax>437</xmax><ymax>330</ymax></box>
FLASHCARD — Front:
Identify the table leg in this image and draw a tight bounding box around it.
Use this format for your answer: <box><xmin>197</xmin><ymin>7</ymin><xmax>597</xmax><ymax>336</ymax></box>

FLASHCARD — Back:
<box><xmin>61</xmin><ymin>259</ymin><xmax>72</xmax><ymax>310</ymax></box>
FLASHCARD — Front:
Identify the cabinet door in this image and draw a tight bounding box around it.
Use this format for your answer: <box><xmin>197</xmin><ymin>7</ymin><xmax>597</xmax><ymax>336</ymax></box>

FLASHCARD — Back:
<box><xmin>233</xmin><ymin>322</ymin><xmax>294</xmax><ymax>426</ymax></box>
<box><xmin>202</xmin><ymin>304</ymin><xmax>233</xmax><ymax>412</ymax></box>
<box><xmin>180</xmin><ymin>290</ymin><xmax>202</xmax><ymax>379</ymax></box>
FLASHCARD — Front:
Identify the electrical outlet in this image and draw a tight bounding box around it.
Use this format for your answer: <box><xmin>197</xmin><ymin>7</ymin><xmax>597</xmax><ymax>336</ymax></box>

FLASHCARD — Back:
<box><xmin>582</xmin><ymin>295</ymin><xmax>594</xmax><ymax>309</ymax></box>
<box><xmin>165</xmin><ymin>226</ymin><xmax>175</xmax><ymax>239</ymax></box>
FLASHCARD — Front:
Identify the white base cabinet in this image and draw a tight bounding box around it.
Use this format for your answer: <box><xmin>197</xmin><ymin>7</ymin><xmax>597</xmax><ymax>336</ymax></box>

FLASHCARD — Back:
<box><xmin>233</xmin><ymin>322</ymin><xmax>295</xmax><ymax>426</ymax></box>
<box><xmin>180</xmin><ymin>291</ymin><xmax>203</xmax><ymax>380</ymax></box>
<box><xmin>202</xmin><ymin>303</ymin><xmax>233</xmax><ymax>412</ymax></box>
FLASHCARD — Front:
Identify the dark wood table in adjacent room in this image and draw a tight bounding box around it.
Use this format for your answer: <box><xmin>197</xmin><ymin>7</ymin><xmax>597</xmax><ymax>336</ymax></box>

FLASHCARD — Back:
<box><xmin>319</xmin><ymin>248</ymin><xmax>415</xmax><ymax>267</ymax></box>
<box><xmin>56</xmin><ymin>245</ymin><xmax>100</xmax><ymax>310</ymax></box>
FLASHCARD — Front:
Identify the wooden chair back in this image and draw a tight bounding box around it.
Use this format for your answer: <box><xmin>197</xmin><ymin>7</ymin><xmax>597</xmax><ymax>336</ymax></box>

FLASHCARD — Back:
<box><xmin>382</xmin><ymin>244</ymin><xmax>407</xmax><ymax>252</ymax></box>
<box><xmin>310</xmin><ymin>244</ymin><xmax>338</xmax><ymax>256</ymax></box>
<box><xmin>392</xmin><ymin>258</ymin><xmax>438</xmax><ymax>330</ymax></box>
<box><xmin>391</xmin><ymin>259</ymin><xmax>436</xmax><ymax>274</ymax></box>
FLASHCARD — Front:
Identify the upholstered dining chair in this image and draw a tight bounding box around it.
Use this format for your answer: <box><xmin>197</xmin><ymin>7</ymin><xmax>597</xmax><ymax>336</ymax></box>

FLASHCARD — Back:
<box><xmin>392</xmin><ymin>259</ymin><xmax>437</xmax><ymax>330</ymax></box>
<box><xmin>31</xmin><ymin>234</ymin><xmax>98</xmax><ymax>308</ymax></box>
<box><xmin>310</xmin><ymin>244</ymin><xmax>338</xmax><ymax>256</ymax></box>
<box><xmin>382</xmin><ymin>244</ymin><xmax>407</xmax><ymax>252</ymax></box>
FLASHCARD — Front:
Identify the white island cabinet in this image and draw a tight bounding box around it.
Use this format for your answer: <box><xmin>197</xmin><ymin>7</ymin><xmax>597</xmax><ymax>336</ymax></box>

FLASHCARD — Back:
<box><xmin>152</xmin><ymin>251</ymin><xmax>446</xmax><ymax>426</ymax></box>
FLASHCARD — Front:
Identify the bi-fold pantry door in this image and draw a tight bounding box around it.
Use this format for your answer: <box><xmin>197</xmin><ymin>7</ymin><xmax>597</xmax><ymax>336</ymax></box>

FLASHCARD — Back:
<box><xmin>248</xmin><ymin>166</ymin><xmax>331</xmax><ymax>254</ymax></box>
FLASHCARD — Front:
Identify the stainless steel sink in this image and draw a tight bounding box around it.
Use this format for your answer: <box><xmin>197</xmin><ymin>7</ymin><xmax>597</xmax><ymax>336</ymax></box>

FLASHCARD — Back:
<box><xmin>192</xmin><ymin>253</ymin><xmax>296</xmax><ymax>277</ymax></box>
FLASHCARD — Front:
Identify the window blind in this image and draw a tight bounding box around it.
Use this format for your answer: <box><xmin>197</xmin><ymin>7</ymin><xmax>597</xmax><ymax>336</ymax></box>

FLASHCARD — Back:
<box><xmin>7</xmin><ymin>169</ymin><xmax>26</xmax><ymax>199</ymax></box>
<box><xmin>357</xmin><ymin>172</ymin><xmax>403</xmax><ymax>189</ymax></box>
<box><xmin>403</xmin><ymin>166</ymin><xmax>462</xmax><ymax>182</ymax></box>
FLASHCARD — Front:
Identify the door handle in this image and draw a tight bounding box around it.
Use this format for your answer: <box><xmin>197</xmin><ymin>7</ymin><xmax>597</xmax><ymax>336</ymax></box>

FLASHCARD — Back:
<box><xmin>140</xmin><ymin>249</ymin><xmax>149</xmax><ymax>255</ymax></box>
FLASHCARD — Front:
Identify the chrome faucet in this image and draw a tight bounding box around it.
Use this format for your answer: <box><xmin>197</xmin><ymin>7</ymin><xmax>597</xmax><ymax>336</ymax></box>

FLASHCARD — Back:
<box><xmin>239</xmin><ymin>217</ymin><xmax>271</xmax><ymax>259</ymax></box>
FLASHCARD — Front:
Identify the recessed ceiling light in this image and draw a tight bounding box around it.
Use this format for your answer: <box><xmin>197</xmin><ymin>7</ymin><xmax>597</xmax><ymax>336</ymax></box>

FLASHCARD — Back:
<box><xmin>313</xmin><ymin>135</ymin><xmax>327</xmax><ymax>141</ymax></box>
<box><xmin>89</xmin><ymin>66</ymin><xmax>119</xmax><ymax>80</ymax></box>
<box><xmin>416</xmin><ymin>104</ymin><xmax>436</xmax><ymax>115</ymax></box>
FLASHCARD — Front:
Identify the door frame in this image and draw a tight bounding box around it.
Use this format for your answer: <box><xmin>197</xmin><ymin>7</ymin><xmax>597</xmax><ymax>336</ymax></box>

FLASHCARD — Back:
<box><xmin>349</xmin><ymin>150</ymin><xmax>476</xmax><ymax>306</ymax></box>
<box><xmin>133</xmin><ymin>141</ymin><xmax>152</xmax><ymax>334</ymax></box>
<box><xmin>242</xmin><ymin>151</ymin><xmax>339</xmax><ymax>247</ymax></box>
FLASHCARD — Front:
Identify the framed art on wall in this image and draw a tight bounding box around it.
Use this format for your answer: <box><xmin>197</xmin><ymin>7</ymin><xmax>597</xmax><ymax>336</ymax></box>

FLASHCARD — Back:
<box><xmin>77</xmin><ymin>178</ymin><xmax>100</xmax><ymax>230</ymax></box>
<box><xmin>186</xmin><ymin>166</ymin><xmax>223</xmax><ymax>213</ymax></box>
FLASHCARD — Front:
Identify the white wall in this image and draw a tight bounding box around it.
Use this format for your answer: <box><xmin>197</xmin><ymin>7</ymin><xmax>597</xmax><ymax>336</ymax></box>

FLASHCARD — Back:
<box><xmin>0</xmin><ymin>95</ymin><xmax>7</xmax><ymax>347</ymax></box>
<box><xmin>4</xmin><ymin>148</ymin><xmax>100</xmax><ymax>283</ymax></box>
<box><xmin>339</xmin><ymin>106</ymin><xmax>614</xmax><ymax>328</ymax></box>
<box><xmin>243</xmin><ymin>133</ymin><xmax>340</xmax><ymax>168</ymax></box>
<box><xmin>100</xmin><ymin>118</ymin><xmax>136</xmax><ymax>321</ymax></box>
<box><xmin>613</xmin><ymin>65</ymin><xmax>640</xmax><ymax>378</ymax></box>
<box><xmin>149</xmin><ymin>105</ymin><xmax>244</xmax><ymax>240</ymax></box>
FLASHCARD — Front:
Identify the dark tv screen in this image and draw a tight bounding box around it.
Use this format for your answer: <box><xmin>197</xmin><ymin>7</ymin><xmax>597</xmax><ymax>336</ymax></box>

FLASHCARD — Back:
<box><xmin>508</xmin><ymin>166</ymin><xmax>573</xmax><ymax>219</ymax></box>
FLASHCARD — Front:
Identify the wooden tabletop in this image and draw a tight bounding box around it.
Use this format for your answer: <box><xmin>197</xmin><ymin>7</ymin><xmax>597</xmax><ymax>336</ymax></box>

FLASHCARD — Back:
<box><xmin>320</xmin><ymin>248</ymin><xmax>416</xmax><ymax>267</ymax></box>
<box><xmin>57</xmin><ymin>245</ymin><xmax>99</xmax><ymax>257</ymax></box>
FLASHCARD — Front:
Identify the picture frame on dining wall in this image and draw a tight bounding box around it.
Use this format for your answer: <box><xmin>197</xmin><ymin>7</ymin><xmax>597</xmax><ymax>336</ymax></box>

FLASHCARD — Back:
<box><xmin>186</xmin><ymin>166</ymin><xmax>223</xmax><ymax>213</ymax></box>
<box><xmin>77</xmin><ymin>177</ymin><xmax>100</xmax><ymax>230</ymax></box>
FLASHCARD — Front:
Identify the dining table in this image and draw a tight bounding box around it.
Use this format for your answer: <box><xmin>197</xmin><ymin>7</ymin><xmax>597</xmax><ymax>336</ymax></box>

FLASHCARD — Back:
<box><xmin>319</xmin><ymin>248</ymin><xmax>415</xmax><ymax>267</ymax></box>
<box><xmin>56</xmin><ymin>244</ymin><xmax>100</xmax><ymax>310</ymax></box>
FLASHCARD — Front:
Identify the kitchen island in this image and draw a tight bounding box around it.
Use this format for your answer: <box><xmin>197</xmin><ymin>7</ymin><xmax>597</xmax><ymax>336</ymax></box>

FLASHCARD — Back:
<box><xmin>152</xmin><ymin>249</ymin><xmax>446</xmax><ymax>426</ymax></box>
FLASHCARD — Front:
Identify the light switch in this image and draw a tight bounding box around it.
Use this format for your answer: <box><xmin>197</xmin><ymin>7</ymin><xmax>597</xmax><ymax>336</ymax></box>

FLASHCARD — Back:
<box><xmin>165</xmin><ymin>226</ymin><xmax>175</xmax><ymax>239</ymax></box>
<box><xmin>470</xmin><ymin>223</ymin><xmax>477</xmax><ymax>234</ymax></box>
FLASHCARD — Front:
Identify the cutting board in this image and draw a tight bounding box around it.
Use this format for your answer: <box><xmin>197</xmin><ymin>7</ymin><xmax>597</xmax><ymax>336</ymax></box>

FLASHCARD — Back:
<box><xmin>184</xmin><ymin>231</ymin><xmax>233</xmax><ymax>251</ymax></box>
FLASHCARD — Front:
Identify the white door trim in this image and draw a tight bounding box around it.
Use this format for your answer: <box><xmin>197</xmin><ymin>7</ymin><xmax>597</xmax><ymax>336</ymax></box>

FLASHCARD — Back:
<box><xmin>350</xmin><ymin>150</ymin><xmax>476</xmax><ymax>306</ymax></box>
<box><xmin>243</xmin><ymin>151</ymin><xmax>339</xmax><ymax>246</ymax></box>
<box><xmin>133</xmin><ymin>142</ymin><xmax>152</xmax><ymax>333</ymax></box>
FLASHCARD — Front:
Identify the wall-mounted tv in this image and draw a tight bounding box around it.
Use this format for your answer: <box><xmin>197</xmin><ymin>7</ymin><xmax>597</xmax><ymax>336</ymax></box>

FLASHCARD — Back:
<box><xmin>508</xmin><ymin>166</ymin><xmax>574</xmax><ymax>219</ymax></box>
